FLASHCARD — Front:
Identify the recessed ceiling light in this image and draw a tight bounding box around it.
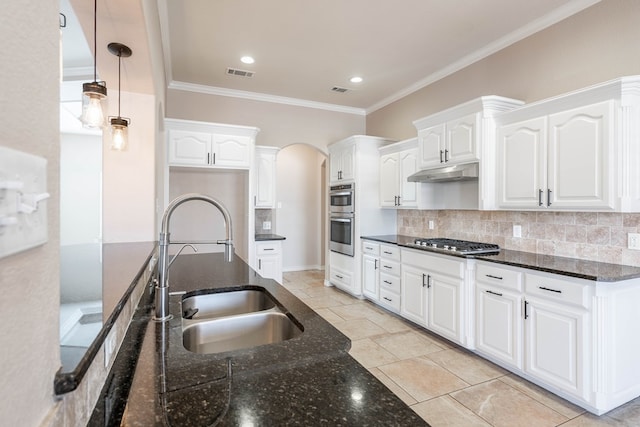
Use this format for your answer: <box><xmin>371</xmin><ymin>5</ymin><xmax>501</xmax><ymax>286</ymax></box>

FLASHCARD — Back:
<box><xmin>350</xmin><ymin>76</ymin><xmax>363</xmax><ymax>83</ymax></box>
<box><xmin>241</xmin><ymin>56</ymin><xmax>255</xmax><ymax>64</ymax></box>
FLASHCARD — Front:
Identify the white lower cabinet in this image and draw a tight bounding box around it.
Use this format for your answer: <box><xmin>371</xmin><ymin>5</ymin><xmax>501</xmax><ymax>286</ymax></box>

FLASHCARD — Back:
<box><xmin>475</xmin><ymin>263</ymin><xmax>524</xmax><ymax>370</ymax></box>
<box><xmin>400</xmin><ymin>249</ymin><xmax>466</xmax><ymax>345</ymax></box>
<box><xmin>476</xmin><ymin>261</ymin><xmax>592</xmax><ymax>406</ymax></box>
<box><xmin>362</xmin><ymin>242</ymin><xmax>380</xmax><ymax>300</ymax></box>
<box><xmin>255</xmin><ymin>241</ymin><xmax>282</xmax><ymax>283</ymax></box>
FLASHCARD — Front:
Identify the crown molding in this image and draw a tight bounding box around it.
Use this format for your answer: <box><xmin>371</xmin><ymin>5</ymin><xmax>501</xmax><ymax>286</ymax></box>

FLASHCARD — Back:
<box><xmin>366</xmin><ymin>0</ymin><xmax>601</xmax><ymax>114</ymax></box>
<box><xmin>168</xmin><ymin>81</ymin><xmax>367</xmax><ymax>116</ymax></box>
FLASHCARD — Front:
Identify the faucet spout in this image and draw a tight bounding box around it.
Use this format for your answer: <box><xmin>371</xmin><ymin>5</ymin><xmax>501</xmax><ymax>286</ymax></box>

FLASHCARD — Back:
<box><xmin>153</xmin><ymin>193</ymin><xmax>235</xmax><ymax>321</ymax></box>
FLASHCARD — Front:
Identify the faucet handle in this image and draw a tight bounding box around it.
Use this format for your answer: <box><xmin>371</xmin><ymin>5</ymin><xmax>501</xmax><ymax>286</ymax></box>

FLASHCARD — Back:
<box><xmin>168</xmin><ymin>244</ymin><xmax>198</xmax><ymax>268</ymax></box>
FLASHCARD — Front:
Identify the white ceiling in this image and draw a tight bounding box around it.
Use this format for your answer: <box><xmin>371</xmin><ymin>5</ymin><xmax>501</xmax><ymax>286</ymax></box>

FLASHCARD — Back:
<box><xmin>63</xmin><ymin>0</ymin><xmax>601</xmax><ymax>115</ymax></box>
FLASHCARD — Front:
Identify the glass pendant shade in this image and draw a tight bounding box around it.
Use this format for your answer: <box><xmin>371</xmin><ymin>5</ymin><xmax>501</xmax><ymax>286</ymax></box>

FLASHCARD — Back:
<box><xmin>110</xmin><ymin>117</ymin><xmax>129</xmax><ymax>151</ymax></box>
<box><xmin>81</xmin><ymin>82</ymin><xmax>107</xmax><ymax>128</ymax></box>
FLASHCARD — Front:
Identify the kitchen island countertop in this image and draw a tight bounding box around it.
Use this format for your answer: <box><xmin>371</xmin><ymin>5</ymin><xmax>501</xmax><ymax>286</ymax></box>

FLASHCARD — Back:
<box><xmin>362</xmin><ymin>234</ymin><xmax>640</xmax><ymax>282</ymax></box>
<box><xmin>90</xmin><ymin>253</ymin><xmax>427</xmax><ymax>426</ymax></box>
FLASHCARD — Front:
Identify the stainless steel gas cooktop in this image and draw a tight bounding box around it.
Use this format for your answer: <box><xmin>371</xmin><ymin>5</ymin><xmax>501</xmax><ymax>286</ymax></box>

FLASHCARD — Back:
<box><xmin>409</xmin><ymin>238</ymin><xmax>500</xmax><ymax>255</ymax></box>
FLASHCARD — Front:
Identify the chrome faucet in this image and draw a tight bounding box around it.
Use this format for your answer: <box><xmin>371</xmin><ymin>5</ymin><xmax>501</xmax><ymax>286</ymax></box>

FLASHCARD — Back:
<box><xmin>154</xmin><ymin>193</ymin><xmax>234</xmax><ymax>321</ymax></box>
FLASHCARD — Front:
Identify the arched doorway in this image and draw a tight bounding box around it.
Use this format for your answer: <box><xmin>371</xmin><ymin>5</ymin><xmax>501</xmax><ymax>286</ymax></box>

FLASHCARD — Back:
<box><xmin>275</xmin><ymin>143</ymin><xmax>327</xmax><ymax>272</ymax></box>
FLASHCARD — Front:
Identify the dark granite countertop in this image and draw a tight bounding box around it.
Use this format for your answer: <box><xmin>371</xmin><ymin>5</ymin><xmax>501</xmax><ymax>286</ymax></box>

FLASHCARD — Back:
<box><xmin>255</xmin><ymin>233</ymin><xmax>287</xmax><ymax>241</ymax></box>
<box><xmin>362</xmin><ymin>234</ymin><xmax>640</xmax><ymax>282</ymax></box>
<box><xmin>91</xmin><ymin>253</ymin><xmax>426</xmax><ymax>426</ymax></box>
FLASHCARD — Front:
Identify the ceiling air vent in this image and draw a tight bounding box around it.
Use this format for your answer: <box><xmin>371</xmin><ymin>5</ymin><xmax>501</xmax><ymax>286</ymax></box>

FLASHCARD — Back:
<box><xmin>331</xmin><ymin>86</ymin><xmax>349</xmax><ymax>93</ymax></box>
<box><xmin>226</xmin><ymin>68</ymin><xmax>255</xmax><ymax>78</ymax></box>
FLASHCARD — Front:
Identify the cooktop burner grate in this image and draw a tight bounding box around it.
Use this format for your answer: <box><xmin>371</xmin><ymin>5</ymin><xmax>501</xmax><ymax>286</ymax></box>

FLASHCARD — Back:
<box><xmin>410</xmin><ymin>238</ymin><xmax>500</xmax><ymax>255</ymax></box>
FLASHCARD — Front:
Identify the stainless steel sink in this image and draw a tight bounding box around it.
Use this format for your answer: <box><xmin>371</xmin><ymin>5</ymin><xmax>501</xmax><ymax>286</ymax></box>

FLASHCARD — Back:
<box><xmin>182</xmin><ymin>290</ymin><xmax>276</xmax><ymax>320</ymax></box>
<box><xmin>182</xmin><ymin>311</ymin><xmax>302</xmax><ymax>354</ymax></box>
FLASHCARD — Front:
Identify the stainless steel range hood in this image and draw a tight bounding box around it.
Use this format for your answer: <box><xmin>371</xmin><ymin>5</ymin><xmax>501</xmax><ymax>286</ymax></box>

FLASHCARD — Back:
<box><xmin>407</xmin><ymin>162</ymin><xmax>479</xmax><ymax>183</ymax></box>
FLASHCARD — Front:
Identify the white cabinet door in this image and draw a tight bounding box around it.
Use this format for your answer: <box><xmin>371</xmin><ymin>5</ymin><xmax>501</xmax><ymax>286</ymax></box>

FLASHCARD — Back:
<box><xmin>398</xmin><ymin>148</ymin><xmax>419</xmax><ymax>208</ymax></box>
<box><xmin>427</xmin><ymin>272</ymin><xmax>463</xmax><ymax>344</ymax></box>
<box><xmin>257</xmin><ymin>254</ymin><xmax>280</xmax><ymax>281</ymax></box>
<box><xmin>496</xmin><ymin>117</ymin><xmax>547</xmax><ymax>209</ymax></box>
<box><xmin>168</xmin><ymin>130</ymin><xmax>212</xmax><ymax>166</ymax></box>
<box><xmin>400</xmin><ymin>265</ymin><xmax>427</xmax><ymax>326</ymax></box>
<box><xmin>211</xmin><ymin>134</ymin><xmax>252</xmax><ymax>168</ymax></box>
<box><xmin>524</xmin><ymin>297</ymin><xmax>588</xmax><ymax>400</ymax></box>
<box><xmin>329</xmin><ymin>145</ymin><xmax>355</xmax><ymax>183</ymax></box>
<box><xmin>255</xmin><ymin>148</ymin><xmax>277</xmax><ymax>208</ymax></box>
<box><xmin>379</xmin><ymin>153</ymin><xmax>399</xmax><ymax>207</ymax></box>
<box><xmin>446</xmin><ymin>113</ymin><xmax>478</xmax><ymax>164</ymax></box>
<box><xmin>340</xmin><ymin>145</ymin><xmax>355</xmax><ymax>181</ymax></box>
<box><xmin>548</xmin><ymin>101</ymin><xmax>613</xmax><ymax>210</ymax></box>
<box><xmin>476</xmin><ymin>282</ymin><xmax>523</xmax><ymax>370</ymax></box>
<box><xmin>362</xmin><ymin>254</ymin><xmax>379</xmax><ymax>300</ymax></box>
<box><xmin>418</xmin><ymin>124</ymin><xmax>445</xmax><ymax>168</ymax></box>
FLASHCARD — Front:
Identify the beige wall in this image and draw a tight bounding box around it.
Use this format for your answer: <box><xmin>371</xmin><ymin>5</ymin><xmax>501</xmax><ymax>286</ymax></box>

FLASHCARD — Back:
<box><xmin>102</xmin><ymin>91</ymin><xmax>157</xmax><ymax>243</ymax></box>
<box><xmin>0</xmin><ymin>1</ymin><xmax>61</xmax><ymax>425</ymax></box>
<box><xmin>166</xmin><ymin>89</ymin><xmax>366</xmax><ymax>151</ymax></box>
<box><xmin>366</xmin><ymin>0</ymin><xmax>640</xmax><ymax>140</ymax></box>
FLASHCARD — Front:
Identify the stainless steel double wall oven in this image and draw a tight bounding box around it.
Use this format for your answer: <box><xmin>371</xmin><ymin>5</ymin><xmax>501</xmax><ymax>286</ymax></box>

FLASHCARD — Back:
<box><xmin>329</xmin><ymin>183</ymin><xmax>355</xmax><ymax>256</ymax></box>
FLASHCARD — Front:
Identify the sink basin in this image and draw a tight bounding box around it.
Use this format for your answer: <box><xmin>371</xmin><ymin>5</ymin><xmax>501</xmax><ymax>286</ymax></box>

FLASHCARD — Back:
<box><xmin>182</xmin><ymin>289</ymin><xmax>276</xmax><ymax>320</ymax></box>
<box><xmin>182</xmin><ymin>311</ymin><xmax>302</xmax><ymax>354</ymax></box>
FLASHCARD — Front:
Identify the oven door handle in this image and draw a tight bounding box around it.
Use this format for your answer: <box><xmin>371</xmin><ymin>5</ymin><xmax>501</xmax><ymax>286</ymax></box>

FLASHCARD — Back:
<box><xmin>331</xmin><ymin>218</ymin><xmax>352</xmax><ymax>223</ymax></box>
<box><xmin>331</xmin><ymin>191</ymin><xmax>353</xmax><ymax>197</ymax></box>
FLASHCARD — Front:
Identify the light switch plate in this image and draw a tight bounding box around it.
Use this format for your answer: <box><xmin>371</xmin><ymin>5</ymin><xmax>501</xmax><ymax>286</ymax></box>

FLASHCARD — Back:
<box><xmin>629</xmin><ymin>233</ymin><xmax>640</xmax><ymax>250</ymax></box>
<box><xmin>0</xmin><ymin>146</ymin><xmax>48</xmax><ymax>259</ymax></box>
<box><xmin>263</xmin><ymin>221</ymin><xmax>272</xmax><ymax>230</ymax></box>
<box><xmin>513</xmin><ymin>225</ymin><xmax>522</xmax><ymax>238</ymax></box>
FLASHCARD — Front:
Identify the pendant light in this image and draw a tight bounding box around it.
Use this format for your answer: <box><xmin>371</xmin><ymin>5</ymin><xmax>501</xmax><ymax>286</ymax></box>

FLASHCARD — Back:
<box><xmin>107</xmin><ymin>42</ymin><xmax>132</xmax><ymax>151</ymax></box>
<box><xmin>80</xmin><ymin>0</ymin><xmax>107</xmax><ymax>128</ymax></box>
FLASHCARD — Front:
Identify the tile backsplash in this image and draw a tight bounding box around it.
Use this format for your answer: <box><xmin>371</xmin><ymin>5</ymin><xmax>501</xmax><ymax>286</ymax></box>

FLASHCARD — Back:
<box><xmin>255</xmin><ymin>209</ymin><xmax>274</xmax><ymax>235</ymax></box>
<box><xmin>398</xmin><ymin>210</ymin><xmax>640</xmax><ymax>267</ymax></box>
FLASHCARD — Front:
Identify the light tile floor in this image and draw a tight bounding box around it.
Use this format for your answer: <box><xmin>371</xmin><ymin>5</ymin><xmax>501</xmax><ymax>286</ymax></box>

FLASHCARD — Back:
<box><xmin>282</xmin><ymin>270</ymin><xmax>640</xmax><ymax>427</ymax></box>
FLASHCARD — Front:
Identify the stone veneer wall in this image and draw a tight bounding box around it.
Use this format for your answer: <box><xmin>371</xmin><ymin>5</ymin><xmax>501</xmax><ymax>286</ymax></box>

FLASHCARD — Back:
<box><xmin>398</xmin><ymin>210</ymin><xmax>640</xmax><ymax>267</ymax></box>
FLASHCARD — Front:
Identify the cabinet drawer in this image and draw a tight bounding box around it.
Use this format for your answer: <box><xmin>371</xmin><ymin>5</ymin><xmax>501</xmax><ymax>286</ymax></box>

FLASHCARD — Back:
<box><xmin>380</xmin><ymin>244</ymin><xmax>400</xmax><ymax>261</ymax></box>
<box><xmin>380</xmin><ymin>259</ymin><xmax>400</xmax><ymax>276</ymax></box>
<box><xmin>330</xmin><ymin>267</ymin><xmax>352</xmax><ymax>288</ymax></box>
<box><xmin>379</xmin><ymin>288</ymin><xmax>400</xmax><ymax>312</ymax></box>
<box><xmin>380</xmin><ymin>272</ymin><xmax>400</xmax><ymax>293</ymax></box>
<box><xmin>476</xmin><ymin>262</ymin><xmax>523</xmax><ymax>292</ymax></box>
<box><xmin>525</xmin><ymin>272</ymin><xmax>591</xmax><ymax>308</ymax></box>
<box><xmin>256</xmin><ymin>242</ymin><xmax>281</xmax><ymax>255</ymax></box>
<box><xmin>402</xmin><ymin>249</ymin><xmax>464</xmax><ymax>278</ymax></box>
<box><xmin>362</xmin><ymin>241</ymin><xmax>380</xmax><ymax>255</ymax></box>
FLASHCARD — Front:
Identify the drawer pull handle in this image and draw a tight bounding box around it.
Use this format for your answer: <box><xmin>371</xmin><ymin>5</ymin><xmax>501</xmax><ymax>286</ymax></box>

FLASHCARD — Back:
<box><xmin>383</xmin><ymin>297</ymin><xmax>392</xmax><ymax>302</ymax></box>
<box><xmin>263</xmin><ymin>248</ymin><xmax>275</xmax><ymax>251</ymax></box>
<box><xmin>336</xmin><ymin>274</ymin><xmax>343</xmax><ymax>279</ymax></box>
<box><xmin>383</xmin><ymin>280</ymin><xmax>392</xmax><ymax>285</ymax></box>
<box><xmin>539</xmin><ymin>286</ymin><xmax>562</xmax><ymax>294</ymax></box>
<box><xmin>375</xmin><ymin>259</ymin><xmax>378</xmax><ymax>270</ymax></box>
<box><xmin>524</xmin><ymin>300</ymin><xmax>529</xmax><ymax>319</ymax></box>
<box><xmin>365</xmin><ymin>246</ymin><xmax>373</xmax><ymax>250</ymax></box>
<box><xmin>486</xmin><ymin>274</ymin><xmax>503</xmax><ymax>280</ymax></box>
<box><xmin>384</xmin><ymin>265</ymin><xmax>392</xmax><ymax>269</ymax></box>
<box><xmin>486</xmin><ymin>290</ymin><xmax>503</xmax><ymax>297</ymax></box>
<box><xmin>383</xmin><ymin>251</ymin><xmax>392</xmax><ymax>255</ymax></box>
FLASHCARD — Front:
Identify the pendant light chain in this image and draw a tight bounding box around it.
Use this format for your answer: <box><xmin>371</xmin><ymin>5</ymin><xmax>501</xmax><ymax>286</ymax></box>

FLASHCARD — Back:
<box><xmin>93</xmin><ymin>0</ymin><xmax>97</xmax><ymax>82</ymax></box>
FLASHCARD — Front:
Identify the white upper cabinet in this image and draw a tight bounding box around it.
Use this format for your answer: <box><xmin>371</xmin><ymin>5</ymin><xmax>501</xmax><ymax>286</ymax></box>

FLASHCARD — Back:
<box><xmin>329</xmin><ymin>143</ymin><xmax>355</xmax><ymax>183</ymax></box>
<box><xmin>497</xmin><ymin>102</ymin><xmax>613</xmax><ymax>210</ymax></box>
<box><xmin>419</xmin><ymin>114</ymin><xmax>479</xmax><ymax>168</ymax></box>
<box><xmin>255</xmin><ymin>146</ymin><xmax>278</xmax><ymax>208</ymax></box>
<box><xmin>494</xmin><ymin>76</ymin><xmax>640</xmax><ymax>211</ymax></box>
<box><xmin>379</xmin><ymin>138</ymin><xmax>420</xmax><ymax>208</ymax></box>
<box><xmin>166</xmin><ymin>118</ymin><xmax>259</xmax><ymax>170</ymax></box>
